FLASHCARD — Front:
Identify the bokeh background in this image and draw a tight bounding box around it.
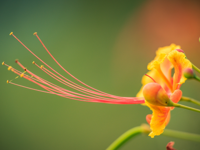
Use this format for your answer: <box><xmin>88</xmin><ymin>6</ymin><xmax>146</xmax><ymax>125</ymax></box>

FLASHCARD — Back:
<box><xmin>0</xmin><ymin>0</ymin><xmax>200</xmax><ymax>149</ymax></box>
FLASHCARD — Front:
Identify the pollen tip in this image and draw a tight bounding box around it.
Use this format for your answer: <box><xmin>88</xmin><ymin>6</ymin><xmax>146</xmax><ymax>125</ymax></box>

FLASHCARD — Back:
<box><xmin>20</xmin><ymin>73</ymin><xmax>24</xmax><ymax>78</ymax></box>
<box><xmin>7</xmin><ymin>80</ymin><xmax>9</xmax><ymax>83</ymax></box>
<box><xmin>33</xmin><ymin>32</ymin><xmax>37</xmax><ymax>35</ymax></box>
<box><xmin>15</xmin><ymin>59</ymin><xmax>18</xmax><ymax>63</ymax></box>
<box><xmin>8</xmin><ymin>66</ymin><xmax>12</xmax><ymax>71</ymax></box>
<box><xmin>2</xmin><ymin>62</ymin><xmax>5</xmax><ymax>65</ymax></box>
<box><xmin>40</xmin><ymin>65</ymin><xmax>44</xmax><ymax>69</ymax></box>
<box><xmin>32</xmin><ymin>61</ymin><xmax>35</xmax><ymax>64</ymax></box>
<box><xmin>9</xmin><ymin>32</ymin><xmax>13</xmax><ymax>35</ymax></box>
<box><xmin>24</xmin><ymin>68</ymin><xmax>27</xmax><ymax>71</ymax></box>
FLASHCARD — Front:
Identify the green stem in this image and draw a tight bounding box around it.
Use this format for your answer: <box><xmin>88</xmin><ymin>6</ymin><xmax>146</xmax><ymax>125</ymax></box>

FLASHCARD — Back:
<box><xmin>163</xmin><ymin>129</ymin><xmax>200</xmax><ymax>142</ymax></box>
<box><xmin>192</xmin><ymin>64</ymin><xmax>200</xmax><ymax>74</ymax></box>
<box><xmin>106</xmin><ymin>126</ymin><xmax>143</xmax><ymax>150</ymax></box>
<box><xmin>172</xmin><ymin>103</ymin><xmax>200</xmax><ymax>113</ymax></box>
<box><xmin>194</xmin><ymin>75</ymin><xmax>200</xmax><ymax>82</ymax></box>
<box><xmin>106</xmin><ymin>125</ymin><xmax>200</xmax><ymax>150</ymax></box>
<box><xmin>181</xmin><ymin>96</ymin><xmax>200</xmax><ymax>106</ymax></box>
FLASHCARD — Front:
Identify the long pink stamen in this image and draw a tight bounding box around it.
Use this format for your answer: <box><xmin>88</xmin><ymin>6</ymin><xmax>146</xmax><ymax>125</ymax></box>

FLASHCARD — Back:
<box><xmin>6</xmin><ymin>32</ymin><xmax>145</xmax><ymax>104</ymax></box>
<box><xmin>16</xmin><ymin>61</ymin><xmax>119</xmax><ymax>100</ymax></box>
<box><xmin>34</xmin><ymin>33</ymin><xmax>110</xmax><ymax>95</ymax></box>
<box><xmin>11</xmin><ymin>33</ymin><xmax>115</xmax><ymax>98</ymax></box>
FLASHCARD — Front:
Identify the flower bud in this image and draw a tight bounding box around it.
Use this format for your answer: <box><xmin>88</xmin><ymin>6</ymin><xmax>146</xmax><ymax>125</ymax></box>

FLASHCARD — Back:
<box><xmin>143</xmin><ymin>83</ymin><xmax>171</xmax><ymax>106</ymax></box>
<box><xmin>183</xmin><ymin>68</ymin><xmax>195</xmax><ymax>79</ymax></box>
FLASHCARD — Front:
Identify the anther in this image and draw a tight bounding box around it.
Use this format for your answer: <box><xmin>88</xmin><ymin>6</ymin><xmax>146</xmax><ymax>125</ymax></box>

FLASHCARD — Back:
<box><xmin>8</xmin><ymin>66</ymin><xmax>12</xmax><ymax>71</ymax></box>
<box><xmin>7</xmin><ymin>80</ymin><xmax>9</xmax><ymax>83</ymax></box>
<box><xmin>2</xmin><ymin>62</ymin><xmax>5</xmax><ymax>65</ymax></box>
<box><xmin>9</xmin><ymin>32</ymin><xmax>13</xmax><ymax>35</ymax></box>
<box><xmin>24</xmin><ymin>68</ymin><xmax>27</xmax><ymax>71</ymax></box>
<box><xmin>32</xmin><ymin>61</ymin><xmax>35</xmax><ymax>64</ymax></box>
<box><xmin>15</xmin><ymin>59</ymin><xmax>18</xmax><ymax>63</ymax></box>
<box><xmin>20</xmin><ymin>73</ymin><xmax>24</xmax><ymax>78</ymax></box>
<box><xmin>33</xmin><ymin>32</ymin><xmax>37</xmax><ymax>35</ymax></box>
<box><xmin>40</xmin><ymin>65</ymin><xmax>44</xmax><ymax>69</ymax></box>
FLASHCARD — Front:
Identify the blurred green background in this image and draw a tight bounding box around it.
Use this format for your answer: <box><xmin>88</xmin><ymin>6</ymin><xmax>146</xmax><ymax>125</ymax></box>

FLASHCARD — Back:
<box><xmin>1</xmin><ymin>0</ymin><xmax>200</xmax><ymax>149</ymax></box>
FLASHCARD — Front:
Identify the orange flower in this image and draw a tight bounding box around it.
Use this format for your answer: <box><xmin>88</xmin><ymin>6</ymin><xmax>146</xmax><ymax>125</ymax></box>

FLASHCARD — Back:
<box><xmin>137</xmin><ymin>44</ymin><xmax>192</xmax><ymax>138</ymax></box>
<box><xmin>4</xmin><ymin>33</ymin><xmax>192</xmax><ymax>138</ymax></box>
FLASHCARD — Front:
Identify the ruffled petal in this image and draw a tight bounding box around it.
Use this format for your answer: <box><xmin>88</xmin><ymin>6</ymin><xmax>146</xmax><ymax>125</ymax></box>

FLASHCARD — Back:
<box><xmin>168</xmin><ymin>50</ymin><xmax>192</xmax><ymax>90</ymax></box>
<box><xmin>146</xmin><ymin>102</ymin><xmax>171</xmax><ymax>138</ymax></box>
<box><xmin>147</xmin><ymin>44</ymin><xmax>181</xmax><ymax>71</ymax></box>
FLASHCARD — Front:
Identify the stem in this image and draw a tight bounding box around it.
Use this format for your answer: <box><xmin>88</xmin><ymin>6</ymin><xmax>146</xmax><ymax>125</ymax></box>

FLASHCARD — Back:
<box><xmin>106</xmin><ymin>125</ymin><xmax>200</xmax><ymax>150</ymax></box>
<box><xmin>181</xmin><ymin>96</ymin><xmax>200</xmax><ymax>106</ymax></box>
<box><xmin>172</xmin><ymin>103</ymin><xmax>200</xmax><ymax>113</ymax></box>
<box><xmin>192</xmin><ymin>64</ymin><xmax>200</xmax><ymax>74</ymax></box>
<box><xmin>163</xmin><ymin>129</ymin><xmax>200</xmax><ymax>142</ymax></box>
<box><xmin>106</xmin><ymin>126</ymin><xmax>143</xmax><ymax>150</ymax></box>
<box><xmin>194</xmin><ymin>75</ymin><xmax>200</xmax><ymax>82</ymax></box>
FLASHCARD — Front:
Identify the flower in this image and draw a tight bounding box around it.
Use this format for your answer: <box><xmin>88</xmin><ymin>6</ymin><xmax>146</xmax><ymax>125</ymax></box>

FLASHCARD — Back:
<box><xmin>136</xmin><ymin>44</ymin><xmax>192</xmax><ymax>138</ymax></box>
<box><xmin>4</xmin><ymin>33</ymin><xmax>192</xmax><ymax>138</ymax></box>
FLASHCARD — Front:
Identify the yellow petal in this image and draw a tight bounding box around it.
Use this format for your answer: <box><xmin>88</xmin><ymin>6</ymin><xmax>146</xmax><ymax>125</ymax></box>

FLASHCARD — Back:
<box><xmin>148</xmin><ymin>44</ymin><xmax>181</xmax><ymax>71</ymax></box>
<box><xmin>146</xmin><ymin>102</ymin><xmax>171</xmax><ymax>138</ymax></box>
<box><xmin>168</xmin><ymin>50</ymin><xmax>192</xmax><ymax>85</ymax></box>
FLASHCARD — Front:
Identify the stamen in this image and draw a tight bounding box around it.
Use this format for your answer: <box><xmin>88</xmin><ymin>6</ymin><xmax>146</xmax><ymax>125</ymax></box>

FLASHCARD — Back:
<box><xmin>2</xmin><ymin>62</ymin><xmax>5</xmax><ymax>65</ymax></box>
<box><xmin>7</xmin><ymin>33</ymin><xmax>146</xmax><ymax>105</ymax></box>
<box><xmin>34</xmin><ymin>33</ymin><xmax>114</xmax><ymax>96</ymax></box>
<box><xmin>7</xmin><ymin>80</ymin><xmax>9</xmax><ymax>83</ymax></box>
<box><xmin>145</xmin><ymin>74</ymin><xmax>156</xmax><ymax>83</ymax></box>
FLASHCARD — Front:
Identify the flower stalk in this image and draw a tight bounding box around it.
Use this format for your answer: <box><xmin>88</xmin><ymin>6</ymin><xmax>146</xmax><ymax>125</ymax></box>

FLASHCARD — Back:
<box><xmin>192</xmin><ymin>64</ymin><xmax>200</xmax><ymax>74</ymax></box>
<box><xmin>107</xmin><ymin>124</ymin><xmax>200</xmax><ymax>150</ymax></box>
<box><xmin>169</xmin><ymin>102</ymin><xmax>200</xmax><ymax>113</ymax></box>
<box><xmin>181</xmin><ymin>96</ymin><xmax>200</xmax><ymax>106</ymax></box>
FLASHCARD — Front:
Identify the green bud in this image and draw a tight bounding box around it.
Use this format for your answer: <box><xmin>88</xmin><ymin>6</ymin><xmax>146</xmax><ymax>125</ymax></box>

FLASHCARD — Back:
<box><xmin>183</xmin><ymin>68</ymin><xmax>195</xmax><ymax>79</ymax></box>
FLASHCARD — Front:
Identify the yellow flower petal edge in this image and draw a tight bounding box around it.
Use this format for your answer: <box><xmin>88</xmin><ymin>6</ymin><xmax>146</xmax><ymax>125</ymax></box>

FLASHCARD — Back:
<box><xmin>147</xmin><ymin>44</ymin><xmax>181</xmax><ymax>70</ymax></box>
<box><xmin>167</xmin><ymin>50</ymin><xmax>192</xmax><ymax>84</ymax></box>
<box><xmin>145</xmin><ymin>102</ymin><xmax>170</xmax><ymax>138</ymax></box>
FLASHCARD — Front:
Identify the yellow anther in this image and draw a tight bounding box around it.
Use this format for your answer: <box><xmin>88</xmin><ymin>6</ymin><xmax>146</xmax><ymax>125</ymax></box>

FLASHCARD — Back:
<box><xmin>2</xmin><ymin>62</ymin><xmax>5</xmax><ymax>65</ymax></box>
<box><xmin>9</xmin><ymin>32</ymin><xmax>13</xmax><ymax>35</ymax></box>
<box><xmin>7</xmin><ymin>80</ymin><xmax>9</xmax><ymax>83</ymax></box>
<box><xmin>32</xmin><ymin>61</ymin><xmax>35</xmax><ymax>64</ymax></box>
<box><xmin>40</xmin><ymin>65</ymin><xmax>44</xmax><ymax>69</ymax></box>
<box><xmin>8</xmin><ymin>66</ymin><xmax>12</xmax><ymax>71</ymax></box>
<box><xmin>33</xmin><ymin>32</ymin><xmax>37</xmax><ymax>35</ymax></box>
<box><xmin>20</xmin><ymin>73</ymin><xmax>24</xmax><ymax>78</ymax></box>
